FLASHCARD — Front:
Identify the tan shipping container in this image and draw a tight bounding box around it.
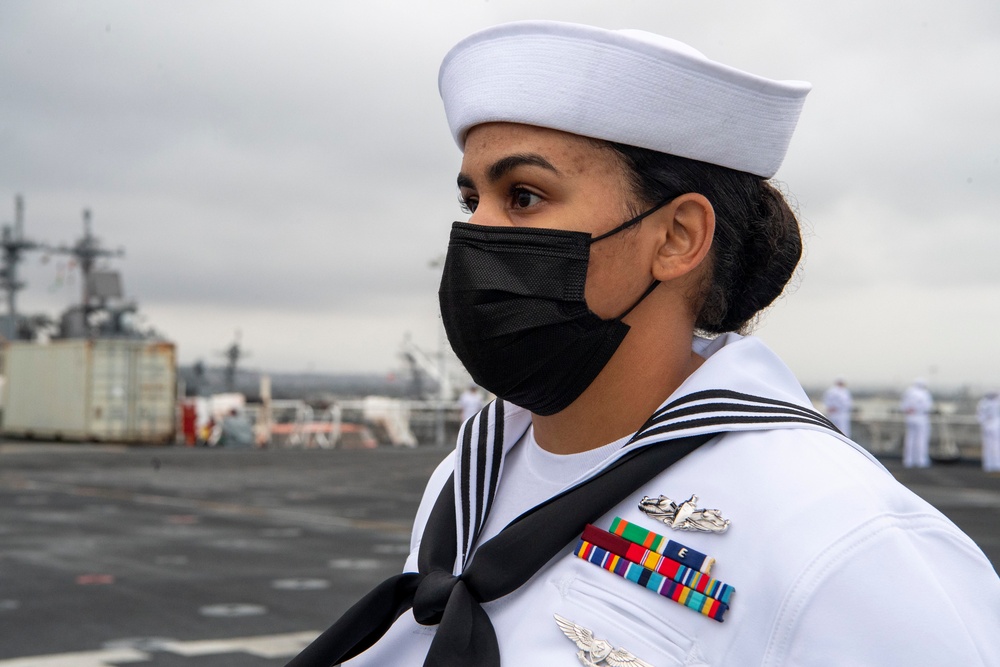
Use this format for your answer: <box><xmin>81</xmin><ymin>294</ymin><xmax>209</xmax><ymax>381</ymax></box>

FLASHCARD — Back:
<box><xmin>1</xmin><ymin>339</ymin><xmax>177</xmax><ymax>444</ymax></box>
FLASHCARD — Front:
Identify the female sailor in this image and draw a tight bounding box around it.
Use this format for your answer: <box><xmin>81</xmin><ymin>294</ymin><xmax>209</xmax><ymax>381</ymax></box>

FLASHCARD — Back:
<box><xmin>289</xmin><ymin>20</ymin><xmax>1000</xmax><ymax>667</ymax></box>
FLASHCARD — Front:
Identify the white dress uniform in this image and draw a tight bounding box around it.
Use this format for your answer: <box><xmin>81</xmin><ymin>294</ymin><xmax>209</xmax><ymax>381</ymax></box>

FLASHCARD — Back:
<box><xmin>900</xmin><ymin>381</ymin><xmax>934</xmax><ymax>468</ymax></box>
<box><xmin>344</xmin><ymin>334</ymin><xmax>1000</xmax><ymax>667</ymax></box>
<box><xmin>977</xmin><ymin>393</ymin><xmax>1000</xmax><ymax>473</ymax></box>
<box><xmin>820</xmin><ymin>382</ymin><xmax>852</xmax><ymax>437</ymax></box>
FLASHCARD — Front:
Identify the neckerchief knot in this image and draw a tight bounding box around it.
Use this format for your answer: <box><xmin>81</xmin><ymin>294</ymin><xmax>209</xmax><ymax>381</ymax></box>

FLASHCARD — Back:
<box><xmin>413</xmin><ymin>570</ymin><xmax>464</xmax><ymax>626</ymax></box>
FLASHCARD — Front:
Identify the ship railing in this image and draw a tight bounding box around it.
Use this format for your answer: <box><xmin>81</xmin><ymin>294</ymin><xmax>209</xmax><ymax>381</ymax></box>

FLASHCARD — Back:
<box><xmin>244</xmin><ymin>400</ymin><xmax>349</xmax><ymax>449</ymax></box>
<box><xmin>846</xmin><ymin>412</ymin><xmax>985</xmax><ymax>462</ymax></box>
<box><xmin>242</xmin><ymin>398</ymin><xmax>991</xmax><ymax>458</ymax></box>
<box><xmin>240</xmin><ymin>397</ymin><xmax>466</xmax><ymax>449</ymax></box>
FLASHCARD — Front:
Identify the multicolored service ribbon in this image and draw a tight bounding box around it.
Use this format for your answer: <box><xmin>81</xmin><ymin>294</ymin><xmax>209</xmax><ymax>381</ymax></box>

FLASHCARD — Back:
<box><xmin>581</xmin><ymin>524</ymin><xmax>735</xmax><ymax>605</ymax></box>
<box><xmin>609</xmin><ymin>516</ymin><xmax>715</xmax><ymax>573</ymax></box>
<box><xmin>575</xmin><ymin>537</ymin><xmax>729</xmax><ymax>622</ymax></box>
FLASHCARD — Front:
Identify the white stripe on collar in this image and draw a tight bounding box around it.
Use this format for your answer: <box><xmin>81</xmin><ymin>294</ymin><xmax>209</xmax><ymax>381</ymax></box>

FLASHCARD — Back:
<box><xmin>450</xmin><ymin>334</ymin><xmax>874</xmax><ymax>570</ymax></box>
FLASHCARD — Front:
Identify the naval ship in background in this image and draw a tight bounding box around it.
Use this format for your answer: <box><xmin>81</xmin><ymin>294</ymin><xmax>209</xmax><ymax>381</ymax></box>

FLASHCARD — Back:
<box><xmin>0</xmin><ymin>195</ymin><xmax>470</xmax><ymax>448</ymax></box>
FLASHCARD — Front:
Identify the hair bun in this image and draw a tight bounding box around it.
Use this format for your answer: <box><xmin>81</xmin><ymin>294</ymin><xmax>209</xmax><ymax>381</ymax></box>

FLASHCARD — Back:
<box><xmin>708</xmin><ymin>181</ymin><xmax>801</xmax><ymax>333</ymax></box>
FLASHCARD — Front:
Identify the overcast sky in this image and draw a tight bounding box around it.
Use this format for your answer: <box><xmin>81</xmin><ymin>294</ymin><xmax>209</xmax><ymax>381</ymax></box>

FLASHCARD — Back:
<box><xmin>2</xmin><ymin>0</ymin><xmax>999</xmax><ymax>391</ymax></box>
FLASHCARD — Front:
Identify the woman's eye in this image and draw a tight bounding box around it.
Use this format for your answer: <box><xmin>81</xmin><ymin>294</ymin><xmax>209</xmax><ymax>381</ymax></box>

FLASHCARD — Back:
<box><xmin>459</xmin><ymin>196</ymin><xmax>478</xmax><ymax>214</ymax></box>
<box><xmin>511</xmin><ymin>188</ymin><xmax>542</xmax><ymax>209</ymax></box>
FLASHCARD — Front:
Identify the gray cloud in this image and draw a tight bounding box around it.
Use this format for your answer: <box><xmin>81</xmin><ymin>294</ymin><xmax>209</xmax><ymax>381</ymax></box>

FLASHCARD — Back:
<box><xmin>2</xmin><ymin>0</ymin><xmax>999</xmax><ymax>388</ymax></box>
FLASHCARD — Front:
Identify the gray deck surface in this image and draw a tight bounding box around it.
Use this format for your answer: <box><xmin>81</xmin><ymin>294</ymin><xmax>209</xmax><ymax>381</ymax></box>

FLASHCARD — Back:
<box><xmin>1</xmin><ymin>443</ymin><xmax>998</xmax><ymax>665</ymax></box>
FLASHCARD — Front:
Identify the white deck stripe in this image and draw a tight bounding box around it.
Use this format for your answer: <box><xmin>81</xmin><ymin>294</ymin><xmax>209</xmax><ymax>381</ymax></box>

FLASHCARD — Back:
<box><xmin>0</xmin><ymin>648</ymin><xmax>148</xmax><ymax>667</ymax></box>
<box><xmin>159</xmin><ymin>631</ymin><xmax>318</xmax><ymax>658</ymax></box>
<box><xmin>0</xmin><ymin>631</ymin><xmax>319</xmax><ymax>666</ymax></box>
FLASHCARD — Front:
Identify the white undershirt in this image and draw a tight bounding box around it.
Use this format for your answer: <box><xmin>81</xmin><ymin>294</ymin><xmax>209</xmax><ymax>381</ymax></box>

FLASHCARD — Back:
<box><xmin>475</xmin><ymin>425</ymin><xmax>629</xmax><ymax>547</ymax></box>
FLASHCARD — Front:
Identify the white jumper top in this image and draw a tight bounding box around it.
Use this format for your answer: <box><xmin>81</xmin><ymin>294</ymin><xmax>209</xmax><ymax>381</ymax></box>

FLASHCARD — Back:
<box><xmin>900</xmin><ymin>384</ymin><xmax>934</xmax><ymax>419</ymax></box>
<box><xmin>977</xmin><ymin>395</ymin><xmax>1000</xmax><ymax>431</ymax></box>
<box><xmin>345</xmin><ymin>334</ymin><xmax>1000</xmax><ymax>667</ymax></box>
<box><xmin>475</xmin><ymin>427</ymin><xmax>625</xmax><ymax>547</ymax></box>
<box><xmin>821</xmin><ymin>384</ymin><xmax>852</xmax><ymax>416</ymax></box>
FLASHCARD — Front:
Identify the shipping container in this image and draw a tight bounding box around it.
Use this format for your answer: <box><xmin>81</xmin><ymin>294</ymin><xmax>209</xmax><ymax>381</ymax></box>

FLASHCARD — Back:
<box><xmin>1</xmin><ymin>339</ymin><xmax>177</xmax><ymax>444</ymax></box>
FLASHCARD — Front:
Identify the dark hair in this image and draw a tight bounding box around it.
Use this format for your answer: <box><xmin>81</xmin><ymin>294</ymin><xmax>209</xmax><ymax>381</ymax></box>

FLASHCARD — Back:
<box><xmin>605</xmin><ymin>142</ymin><xmax>801</xmax><ymax>334</ymax></box>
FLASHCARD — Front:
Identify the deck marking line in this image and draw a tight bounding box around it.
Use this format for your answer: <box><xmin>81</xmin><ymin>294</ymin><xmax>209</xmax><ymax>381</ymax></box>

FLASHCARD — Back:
<box><xmin>0</xmin><ymin>631</ymin><xmax>321</xmax><ymax>665</ymax></box>
<box><xmin>158</xmin><ymin>630</ymin><xmax>319</xmax><ymax>658</ymax></box>
<box><xmin>0</xmin><ymin>647</ymin><xmax>147</xmax><ymax>666</ymax></box>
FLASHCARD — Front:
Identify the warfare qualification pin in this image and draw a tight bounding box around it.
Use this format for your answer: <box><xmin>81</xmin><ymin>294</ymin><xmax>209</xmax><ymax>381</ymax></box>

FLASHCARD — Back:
<box><xmin>638</xmin><ymin>494</ymin><xmax>730</xmax><ymax>533</ymax></box>
<box><xmin>554</xmin><ymin>615</ymin><xmax>654</xmax><ymax>667</ymax></box>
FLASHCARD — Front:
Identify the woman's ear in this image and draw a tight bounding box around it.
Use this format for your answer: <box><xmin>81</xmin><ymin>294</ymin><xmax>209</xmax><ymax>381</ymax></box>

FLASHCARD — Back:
<box><xmin>649</xmin><ymin>193</ymin><xmax>715</xmax><ymax>283</ymax></box>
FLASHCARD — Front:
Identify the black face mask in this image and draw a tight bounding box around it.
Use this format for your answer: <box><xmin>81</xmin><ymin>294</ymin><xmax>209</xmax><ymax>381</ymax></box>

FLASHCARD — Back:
<box><xmin>438</xmin><ymin>199</ymin><xmax>671</xmax><ymax>416</ymax></box>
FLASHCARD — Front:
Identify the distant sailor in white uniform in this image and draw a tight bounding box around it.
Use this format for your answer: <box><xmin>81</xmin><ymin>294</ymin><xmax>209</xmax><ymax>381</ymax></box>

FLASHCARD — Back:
<box><xmin>977</xmin><ymin>390</ymin><xmax>1000</xmax><ymax>473</ymax></box>
<box><xmin>458</xmin><ymin>383</ymin><xmax>485</xmax><ymax>423</ymax></box>
<box><xmin>288</xmin><ymin>20</ymin><xmax>1000</xmax><ymax>667</ymax></box>
<box><xmin>821</xmin><ymin>378</ymin><xmax>853</xmax><ymax>437</ymax></box>
<box><xmin>900</xmin><ymin>378</ymin><xmax>934</xmax><ymax>468</ymax></box>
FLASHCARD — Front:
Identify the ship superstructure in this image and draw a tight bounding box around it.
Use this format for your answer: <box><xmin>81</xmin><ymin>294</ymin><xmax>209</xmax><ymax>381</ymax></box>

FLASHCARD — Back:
<box><xmin>0</xmin><ymin>195</ymin><xmax>176</xmax><ymax>444</ymax></box>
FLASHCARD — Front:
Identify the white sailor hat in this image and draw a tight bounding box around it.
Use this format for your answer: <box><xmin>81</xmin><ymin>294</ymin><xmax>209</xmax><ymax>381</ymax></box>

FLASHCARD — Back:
<box><xmin>439</xmin><ymin>20</ymin><xmax>811</xmax><ymax>178</ymax></box>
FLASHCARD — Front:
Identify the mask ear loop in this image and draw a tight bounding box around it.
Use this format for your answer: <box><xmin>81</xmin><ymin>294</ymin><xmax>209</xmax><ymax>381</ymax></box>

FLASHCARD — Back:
<box><xmin>588</xmin><ymin>196</ymin><xmax>676</xmax><ymax>245</ymax></box>
<box><xmin>588</xmin><ymin>195</ymin><xmax>676</xmax><ymax>320</ymax></box>
<box><xmin>617</xmin><ymin>279</ymin><xmax>660</xmax><ymax>320</ymax></box>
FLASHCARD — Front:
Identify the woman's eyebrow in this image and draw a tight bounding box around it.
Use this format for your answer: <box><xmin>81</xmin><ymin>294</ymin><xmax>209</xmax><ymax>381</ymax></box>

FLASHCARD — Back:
<box><xmin>457</xmin><ymin>153</ymin><xmax>560</xmax><ymax>190</ymax></box>
<box><xmin>487</xmin><ymin>154</ymin><xmax>559</xmax><ymax>182</ymax></box>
